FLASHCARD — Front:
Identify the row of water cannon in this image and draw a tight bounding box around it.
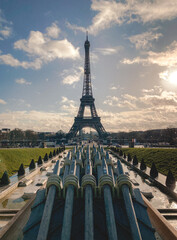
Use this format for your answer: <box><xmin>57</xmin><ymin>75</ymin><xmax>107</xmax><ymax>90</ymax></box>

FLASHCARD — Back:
<box><xmin>64</xmin><ymin>144</ymin><xmax>114</xmax><ymax>176</ymax></box>
<box><xmin>43</xmin><ymin>144</ymin><xmax>142</xmax><ymax>240</ymax></box>
<box><xmin>63</xmin><ymin>144</ymin><xmax>130</xmax><ymax>198</ymax></box>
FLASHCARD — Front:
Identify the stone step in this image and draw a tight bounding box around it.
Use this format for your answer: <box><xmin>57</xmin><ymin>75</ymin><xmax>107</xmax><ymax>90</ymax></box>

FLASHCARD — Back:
<box><xmin>0</xmin><ymin>213</ymin><xmax>16</xmax><ymax>217</ymax></box>
<box><xmin>0</xmin><ymin>209</ymin><xmax>20</xmax><ymax>213</ymax></box>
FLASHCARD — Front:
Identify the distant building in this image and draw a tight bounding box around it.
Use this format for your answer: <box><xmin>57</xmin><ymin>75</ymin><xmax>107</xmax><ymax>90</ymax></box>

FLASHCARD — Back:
<box><xmin>1</xmin><ymin>128</ymin><xmax>10</xmax><ymax>133</ymax></box>
<box><xmin>39</xmin><ymin>141</ymin><xmax>56</xmax><ymax>148</ymax></box>
<box><xmin>0</xmin><ymin>140</ymin><xmax>10</xmax><ymax>148</ymax></box>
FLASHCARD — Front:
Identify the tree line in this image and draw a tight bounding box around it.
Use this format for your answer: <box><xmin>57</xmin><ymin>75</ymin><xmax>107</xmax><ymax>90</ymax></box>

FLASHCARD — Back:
<box><xmin>110</xmin><ymin>128</ymin><xmax>177</xmax><ymax>146</ymax></box>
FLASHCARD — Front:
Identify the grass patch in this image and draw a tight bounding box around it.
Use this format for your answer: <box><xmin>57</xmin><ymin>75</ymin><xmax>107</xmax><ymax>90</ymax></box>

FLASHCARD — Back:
<box><xmin>119</xmin><ymin>148</ymin><xmax>177</xmax><ymax>180</ymax></box>
<box><xmin>0</xmin><ymin>148</ymin><xmax>58</xmax><ymax>178</ymax></box>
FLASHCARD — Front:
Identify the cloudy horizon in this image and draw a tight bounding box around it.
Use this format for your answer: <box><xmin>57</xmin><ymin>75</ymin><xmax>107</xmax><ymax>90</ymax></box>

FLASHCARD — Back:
<box><xmin>1</xmin><ymin>0</ymin><xmax>177</xmax><ymax>133</ymax></box>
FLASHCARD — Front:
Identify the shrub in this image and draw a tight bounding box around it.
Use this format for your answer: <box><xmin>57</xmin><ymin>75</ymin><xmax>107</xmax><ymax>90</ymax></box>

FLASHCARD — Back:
<box><xmin>29</xmin><ymin>159</ymin><xmax>35</xmax><ymax>170</ymax></box>
<box><xmin>140</xmin><ymin>158</ymin><xmax>146</xmax><ymax>170</ymax></box>
<box><xmin>53</xmin><ymin>150</ymin><xmax>56</xmax><ymax>157</ymax></box>
<box><xmin>38</xmin><ymin>156</ymin><xmax>43</xmax><ymax>165</ymax></box>
<box><xmin>166</xmin><ymin>170</ymin><xmax>176</xmax><ymax>189</ymax></box>
<box><xmin>18</xmin><ymin>163</ymin><xmax>25</xmax><ymax>176</ymax></box>
<box><xmin>150</xmin><ymin>162</ymin><xmax>158</xmax><ymax>178</ymax></box>
<box><xmin>128</xmin><ymin>153</ymin><xmax>132</xmax><ymax>162</ymax></box>
<box><xmin>44</xmin><ymin>153</ymin><xmax>48</xmax><ymax>162</ymax></box>
<box><xmin>133</xmin><ymin>155</ymin><xmax>138</xmax><ymax>165</ymax></box>
<box><xmin>119</xmin><ymin>150</ymin><xmax>123</xmax><ymax>156</ymax></box>
<box><xmin>1</xmin><ymin>171</ymin><xmax>10</xmax><ymax>185</ymax></box>
<box><xmin>49</xmin><ymin>151</ymin><xmax>53</xmax><ymax>158</ymax></box>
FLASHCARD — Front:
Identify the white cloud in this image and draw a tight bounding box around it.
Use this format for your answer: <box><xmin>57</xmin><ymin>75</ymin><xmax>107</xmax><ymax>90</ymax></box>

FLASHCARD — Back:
<box><xmin>60</xmin><ymin>96</ymin><xmax>78</xmax><ymax>115</ymax></box>
<box><xmin>14</xmin><ymin>29</ymin><xmax>80</xmax><ymax>62</ymax></box>
<box><xmin>122</xmin><ymin>41</ymin><xmax>177</xmax><ymax>68</ymax></box>
<box><xmin>110</xmin><ymin>85</ymin><xmax>123</xmax><ymax>91</ymax></box>
<box><xmin>61</xmin><ymin>96</ymin><xmax>75</xmax><ymax>104</ymax></box>
<box><xmin>128</xmin><ymin>29</ymin><xmax>162</xmax><ymax>49</ymax></box>
<box><xmin>159</xmin><ymin>70</ymin><xmax>177</xmax><ymax>85</ymax></box>
<box><xmin>159</xmin><ymin>71</ymin><xmax>169</xmax><ymax>81</ymax></box>
<box><xmin>146</xmin><ymin>42</ymin><xmax>177</xmax><ymax>67</ymax></box>
<box><xmin>0</xmin><ymin>53</ymin><xmax>43</xmax><ymax>70</ymax></box>
<box><xmin>0</xmin><ymin>54</ymin><xmax>20</xmax><ymax>67</ymax></box>
<box><xmin>1</xmin><ymin>88</ymin><xmax>177</xmax><ymax>132</ymax></box>
<box><xmin>99</xmin><ymin>90</ymin><xmax>177</xmax><ymax>132</ymax></box>
<box><xmin>142</xmin><ymin>86</ymin><xmax>163</xmax><ymax>95</ymax></box>
<box><xmin>140</xmin><ymin>89</ymin><xmax>177</xmax><ymax>107</ymax></box>
<box><xmin>0</xmin><ymin>97</ymin><xmax>77</xmax><ymax>132</ymax></box>
<box><xmin>1</xmin><ymin>105</ymin><xmax>176</xmax><ymax>133</ymax></box>
<box><xmin>68</xmin><ymin>0</ymin><xmax>177</xmax><ymax>35</ymax></box>
<box><xmin>95</xmin><ymin>47</ymin><xmax>119</xmax><ymax>55</ymax></box>
<box><xmin>101</xmin><ymin>86</ymin><xmax>177</xmax><ymax>131</ymax></box>
<box><xmin>15</xmin><ymin>78</ymin><xmax>32</xmax><ymax>85</ymax></box>
<box><xmin>123</xmin><ymin>94</ymin><xmax>137</xmax><ymax>101</ymax></box>
<box><xmin>90</xmin><ymin>52</ymin><xmax>99</xmax><ymax>63</ymax></box>
<box><xmin>0</xmin><ymin>9</ymin><xmax>9</xmax><ymax>24</ymax></box>
<box><xmin>0</xmin><ymin>23</ymin><xmax>80</xmax><ymax>69</ymax></box>
<box><xmin>66</xmin><ymin>22</ymin><xmax>86</xmax><ymax>34</ymax></box>
<box><xmin>110</xmin><ymin>86</ymin><xmax>117</xmax><ymax>90</ymax></box>
<box><xmin>104</xmin><ymin>96</ymin><xmax>119</xmax><ymax>106</ymax></box>
<box><xmin>97</xmin><ymin>105</ymin><xmax>177</xmax><ymax>132</ymax></box>
<box><xmin>104</xmin><ymin>94</ymin><xmax>137</xmax><ymax>109</ymax></box>
<box><xmin>0</xmin><ymin>110</ymin><xmax>73</xmax><ymax>132</ymax></box>
<box><xmin>121</xmin><ymin>57</ymin><xmax>145</xmax><ymax>65</ymax></box>
<box><xmin>118</xmin><ymin>101</ymin><xmax>137</xmax><ymax>109</ymax></box>
<box><xmin>0</xmin><ymin>99</ymin><xmax>7</xmax><ymax>104</ymax></box>
<box><xmin>46</xmin><ymin>22</ymin><xmax>60</xmax><ymax>38</ymax></box>
<box><xmin>61</xmin><ymin>66</ymin><xmax>83</xmax><ymax>85</ymax></box>
<box><xmin>0</xmin><ymin>10</ymin><xmax>12</xmax><ymax>40</ymax></box>
<box><xmin>0</xmin><ymin>26</ymin><xmax>12</xmax><ymax>38</ymax></box>
<box><xmin>68</xmin><ymin>0</ymin><xmax>126</xmax><ymax>35</ymax></box>
<box><xmin>141</xmin><ymin>86</ymin><xmax>177</xmax><ymax>108</ymax></box>
<box><xmin>132</xmin><ymin>0</ymin><xmax>177</xmax><ymax>23</ymax></box>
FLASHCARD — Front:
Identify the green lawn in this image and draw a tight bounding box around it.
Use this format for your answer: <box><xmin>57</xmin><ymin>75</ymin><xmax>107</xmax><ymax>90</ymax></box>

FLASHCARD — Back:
<box><xmin>118</xmin><ymin>148</ymin><xmax>177</xmax><ymax>179</ymax></box>
<box><xmin>0</xmin><ymin>148</ymin><xmax>58</xmax><ymax>178</ymax></box>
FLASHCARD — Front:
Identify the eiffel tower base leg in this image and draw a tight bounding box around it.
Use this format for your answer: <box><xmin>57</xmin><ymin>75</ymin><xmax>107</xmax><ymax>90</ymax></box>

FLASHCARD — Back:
<box><xmin>67</xmin><ymin>117</ymin><xmax>107</xmax><ymax>139</ymax></box>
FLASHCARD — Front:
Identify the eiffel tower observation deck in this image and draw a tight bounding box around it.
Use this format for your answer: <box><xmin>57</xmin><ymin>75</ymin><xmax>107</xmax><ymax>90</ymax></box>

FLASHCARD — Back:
<box><xmin>67</xmin><ymin>34</ymin><xmax>107</xmax><ymax>139</ymax></box>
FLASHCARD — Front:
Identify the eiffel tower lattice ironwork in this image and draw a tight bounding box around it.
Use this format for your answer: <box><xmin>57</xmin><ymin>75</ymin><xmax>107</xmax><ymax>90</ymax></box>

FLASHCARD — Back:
<box><xmin>67</xmin><ymin>34</ymin><xmax>107</xmax><ymax>139</ymax></box>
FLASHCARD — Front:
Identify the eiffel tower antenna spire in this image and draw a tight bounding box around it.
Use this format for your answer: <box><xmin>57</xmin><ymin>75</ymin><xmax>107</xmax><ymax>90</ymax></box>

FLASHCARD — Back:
<box><xmin>67</xmin><ymin>37</ymin><xmax>107</xmax><ymax>139</ymax></box>
<box><xmin>83</xmin><ymin>31</ymin><xmax>92</xmax><ymax>96</ymax></box>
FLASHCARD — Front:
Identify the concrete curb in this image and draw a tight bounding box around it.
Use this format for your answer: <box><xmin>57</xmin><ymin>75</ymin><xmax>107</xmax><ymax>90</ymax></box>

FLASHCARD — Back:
<box><xmin>143</xmin><ymin>195</ymin><xmax>177</xmax><ymax>240</ymax></box>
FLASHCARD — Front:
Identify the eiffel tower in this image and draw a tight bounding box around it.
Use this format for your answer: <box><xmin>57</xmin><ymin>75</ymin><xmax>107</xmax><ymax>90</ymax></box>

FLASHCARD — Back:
<box><xmin>67</xmin><ymin>34</ymin><xmax>107</xmax><ymax>139</ymax></box>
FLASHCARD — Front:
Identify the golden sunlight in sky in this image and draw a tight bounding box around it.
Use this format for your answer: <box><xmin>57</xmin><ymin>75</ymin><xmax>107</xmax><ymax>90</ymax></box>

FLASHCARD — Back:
<box><xmin>169</xmin><ymin>71</ymin><xmax>177</xmax><ymax>85</ymax></box>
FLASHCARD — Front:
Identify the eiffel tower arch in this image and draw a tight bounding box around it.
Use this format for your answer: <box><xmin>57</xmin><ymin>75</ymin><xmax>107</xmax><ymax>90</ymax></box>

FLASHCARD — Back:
<box><xmin>67</xmin><ymin>34</ymin><xmax>108</xmax><ymax>139</ymax></box>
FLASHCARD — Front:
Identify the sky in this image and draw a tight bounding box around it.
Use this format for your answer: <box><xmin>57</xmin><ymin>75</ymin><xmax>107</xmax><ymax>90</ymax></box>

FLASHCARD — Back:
<box><xmin>1</xmin><ymin>0</ymin><xmax>177</xmax><ymax>133</ymax></box>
